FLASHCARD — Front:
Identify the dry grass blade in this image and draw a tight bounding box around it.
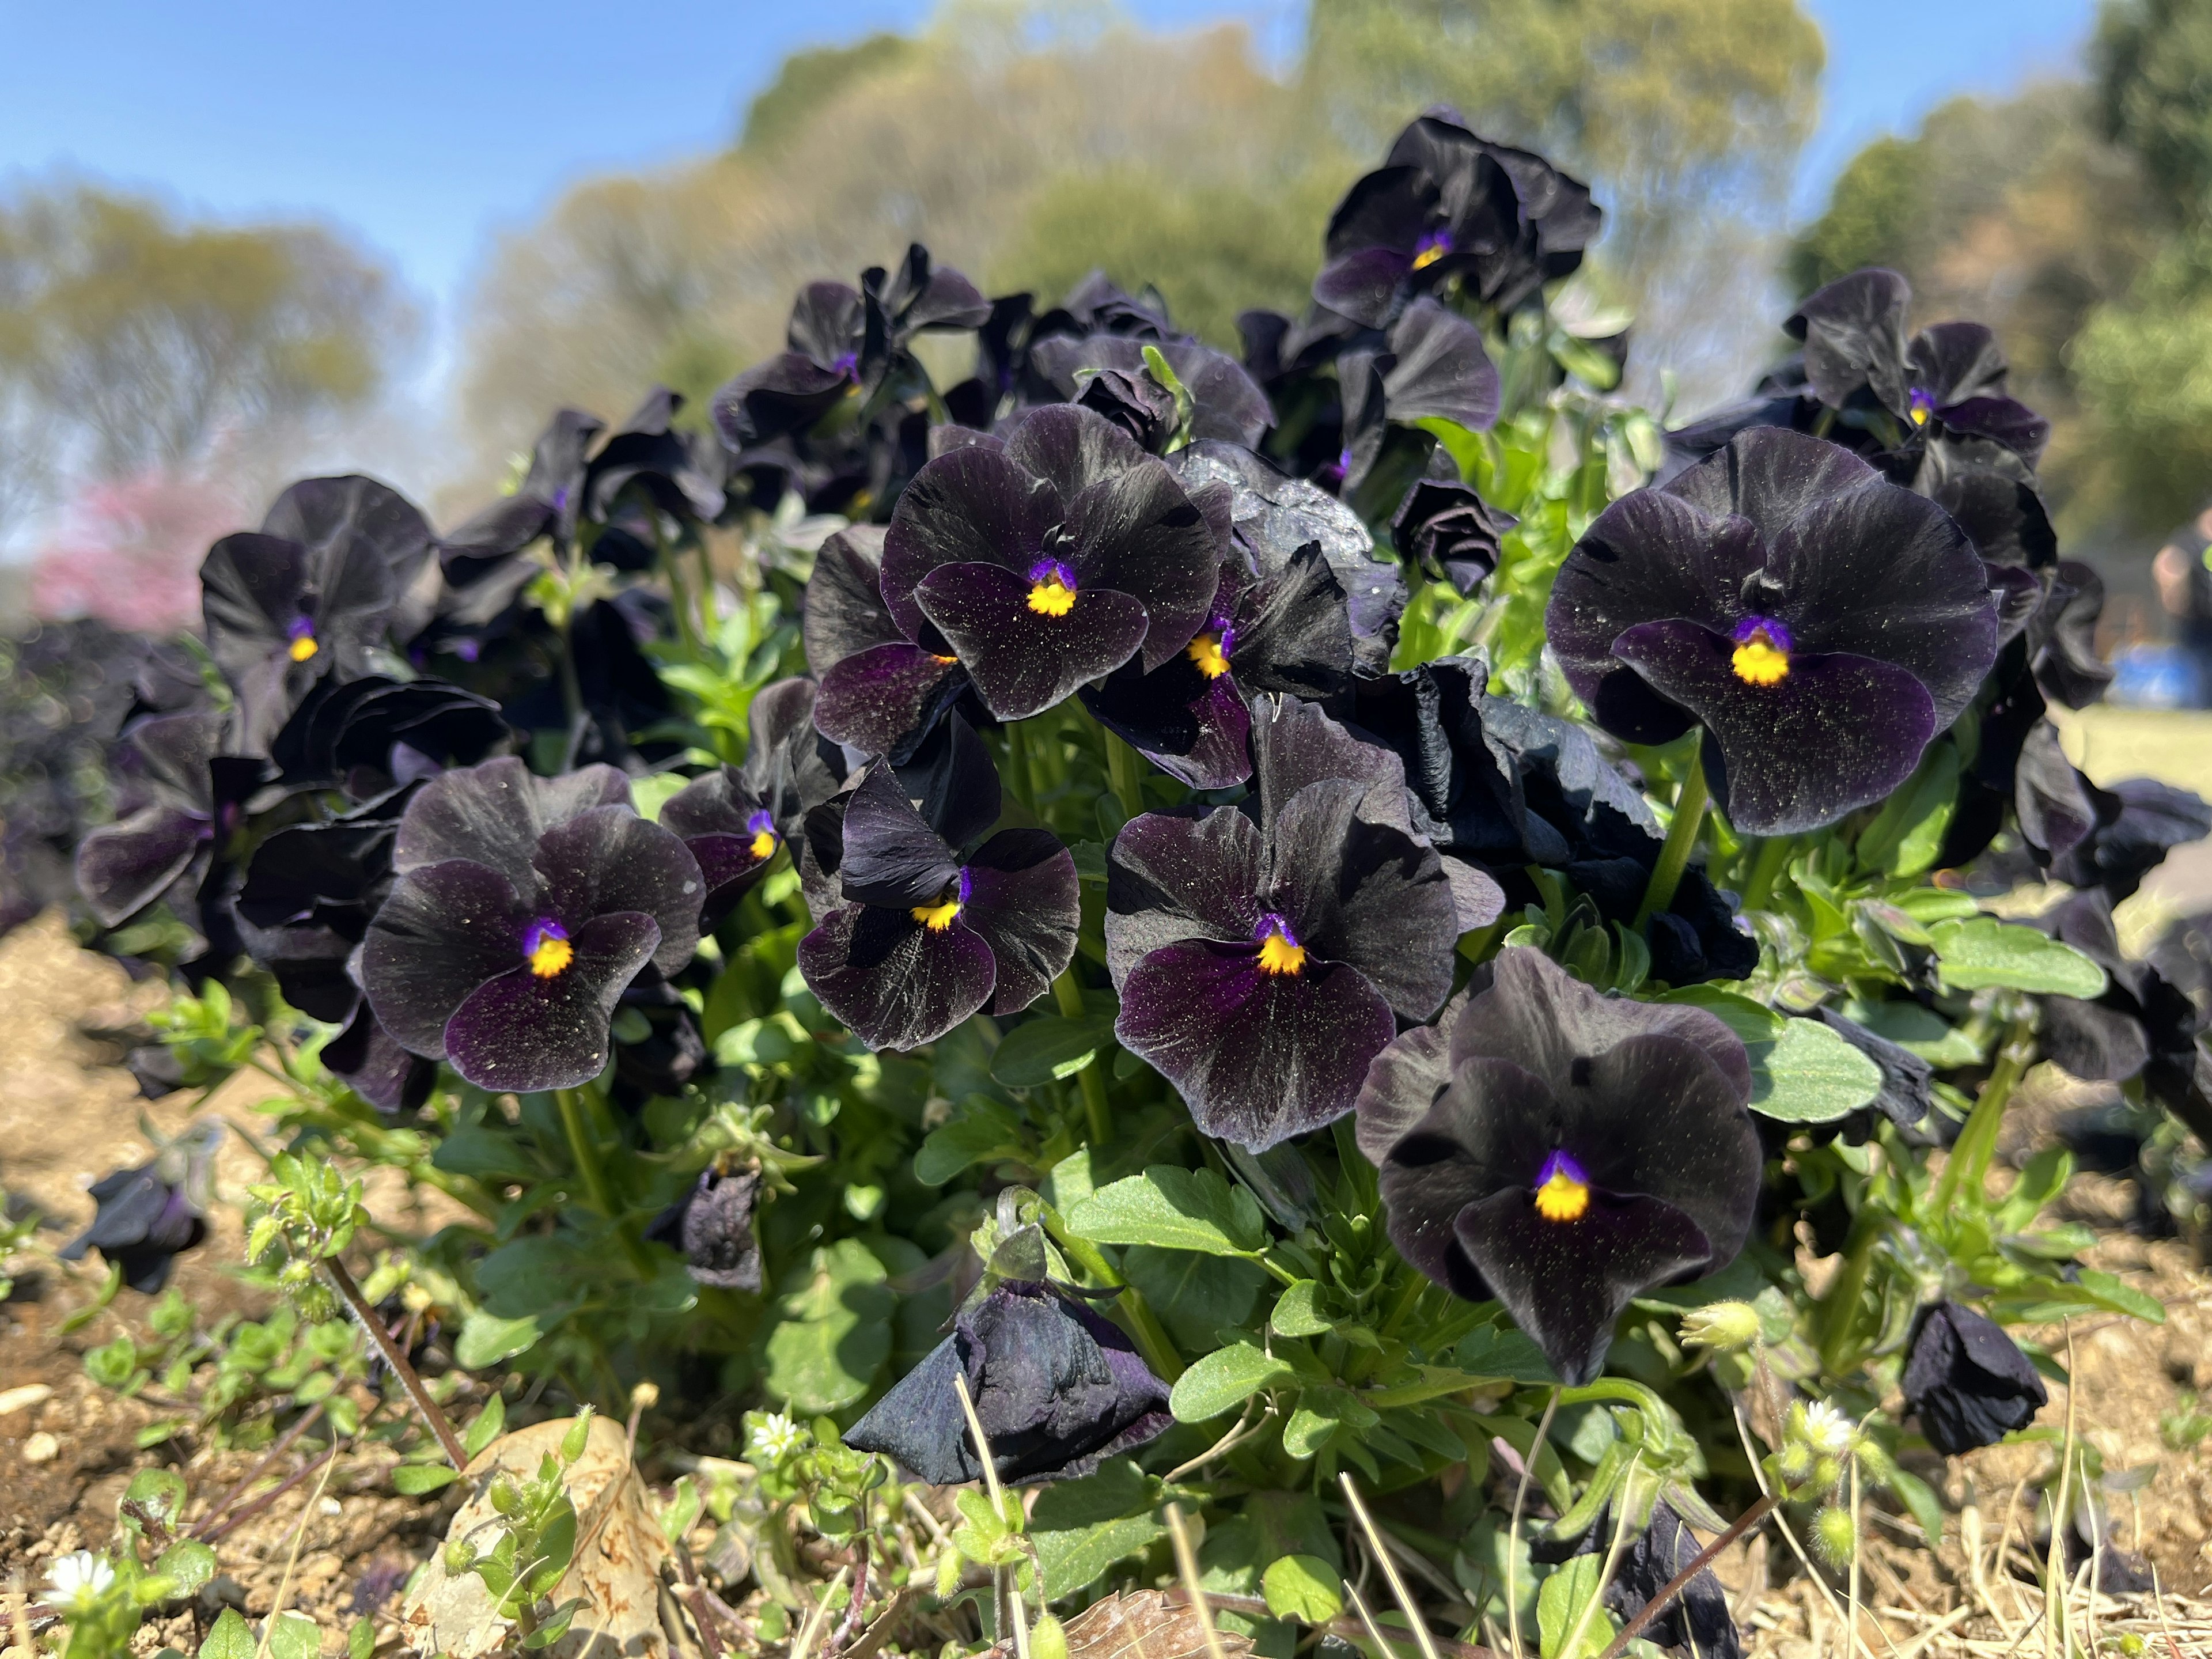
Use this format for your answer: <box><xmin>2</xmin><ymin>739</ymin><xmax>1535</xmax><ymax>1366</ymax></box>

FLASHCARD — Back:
<box><xmin>1060</xmin><ymin>1589</ymin><xmax>1254</xmax><ymax>1659</ymax></box>
<box><xmin>1163</xmin><ymin>1503</ymin><xmax>1229</xmax><ymax>1659</ymax></box>
<box><xmin>1508</xmin><ymin>1387</ymin><xmax>1562</xmax><ymax>1659</ymax></box>
<box><xmin>789</xmin><ymin>1564</ymin><xmax>851</xmax><ymax>1659</ymax></box>
<box><xmin>1342</xmin><ymin>1472</ymin><xmax>1445</xmax><ymax>1659</ymax></box>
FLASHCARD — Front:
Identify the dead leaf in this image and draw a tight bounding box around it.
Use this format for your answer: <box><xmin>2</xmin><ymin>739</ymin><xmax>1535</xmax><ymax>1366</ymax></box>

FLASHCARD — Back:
<box><xmin>1060</xmin><ymin>1589</ymin><xmax>1256</xmax><ymax>1659</ymax></box>
<box><xmin>399</xmin><ymin>1415</ymin><xmax>684</xmax><ymax>1659</ymax></box>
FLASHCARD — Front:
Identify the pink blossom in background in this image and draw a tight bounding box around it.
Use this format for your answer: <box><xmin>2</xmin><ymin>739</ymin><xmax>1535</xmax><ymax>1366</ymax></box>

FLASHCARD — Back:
<box><xmin>29</xmin><ymin>472</ymin><xmax>240</xmax><ymax>634</ymax></box>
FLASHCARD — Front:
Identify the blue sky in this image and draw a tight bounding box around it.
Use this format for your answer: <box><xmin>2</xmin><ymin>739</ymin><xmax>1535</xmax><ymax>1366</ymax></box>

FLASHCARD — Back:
<box><xmin>0</xmin><ymin>0</ymin><xmax>2099</xmax><ymax>397</ymax></box>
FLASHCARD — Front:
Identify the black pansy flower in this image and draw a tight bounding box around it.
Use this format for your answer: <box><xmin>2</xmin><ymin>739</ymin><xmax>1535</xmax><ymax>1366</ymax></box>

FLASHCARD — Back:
<box><xmin>1573</xmin><ymin>1503</ymin><xmax>1742</xmax><ymax>1659</ymax></box>
<box><xmin>1547</xmin><ymin>427</ymin><xmax>1999</xmax><ymax>835</ymax></box>
<box><xmin>359</xmin><ymin>758</ymin><xmax>703</xmax><ymax>1093</ymax></box>
<box><xmin>1816</xmin><ymin>1007</ymin><xmax>1934</xmax><ymax>1135</ymax></box>
<box><xmin>713</xmin><ymin>245</ymin><xmax>988</xmax><ymax>449</ymax></box>
<box><xmin>877</xmin><ymin>404</ymin><xmax>1220</xmax><ymax>721</ymax></box>
<box><xmin>1106</xmin><ymin>698</ymin><xmax>1459</xmax><ymax>1150</ymax></box>
<box><xmin>2025</xmin><ymin>559</ymin><xmax>2115</xmax><ymax>711</ymax></box>
<box><xmin>1333</xmin><ymin>298</ymin><xmax>1501</xmax><ymax>498</ymax></box>
<box><xmin>644</xmin><ymin>1166</ymin><xmax>763</xmax><ymax>1293</ymax></box>
<box><xmin>60</xmin><ymin>1123</ymin><xmax>222</xmax><ymax>1294</ymax></box>
<box><xmin>2035</xmin><ymin>889</ymin><xmax>2212</xmax><ymax>1145</ymax></box>
<box><xmin>271</xmin><ymin>675</ymin><xmax>510</xmax><ymax>799</ymax></box>
<box><xmin>1788</xmin><ymin>270</ymin><xmax>2050</xmax><ymax>465</ymax></box>
<box><xmin>1169</xmin><ymin>440</ymin><xmax>1408</xmax><ymax>677</ymax></box>
<box><xmin>1316</xmin><ymin>109</ymin><xmax>1600</xmax><ymax>329</ymax></box>
<box><xmin>1357</xmin><ymin>947</ymin><xmax>1761</xmax><ymax>1384</ymax></box>
<box><xmin>2051</xmin><ymin>777</ymin><xmax>2212</xmax><ymax>902</ymax></box>
<box><xmin>1901</xmin><ymin>1302</ymin><xmax>2048</xmax><ymax>1455</ymax></box>
<box><xmin>808</xmin><ymin>526</ymin><xmax>980</xmax><ymax>760</ymax></box>
<box><xmin>798</xmin><ymin>721</ymin><xmax>1078</xmax><ymax>1051</ymax></box>
<box><xmin>1392</xmin><ymin>475</ymin><xmax>1517</xmax><ymax>596</ymax></box>
<box><xmin>662</xmin><ymin>677</ymin><xmax>846</xmax><ymax>928</ymax></box>
<box><xmin>75</xmin><ymin>711</ymin><xmax>265</xmax><ymax>930</ymax></box>
<box><xmin>1028</xmin><ymin>332</ymin><xmax>1274</xmax><ymax>452</ymax></box>
<box><xmin>1081</xmin><ymin>544</ymin><xmax>1354</xmax><ymax>789</ymax></box>
<box><xmin>843</xmin><ymin>1278</ymin><xmax>1171</xmax><ymax>1486</ymax></box>
<box><xmin>202</xmin><ymin>476</ymin><xmax>435</xmax><ymax>748</ymax></box>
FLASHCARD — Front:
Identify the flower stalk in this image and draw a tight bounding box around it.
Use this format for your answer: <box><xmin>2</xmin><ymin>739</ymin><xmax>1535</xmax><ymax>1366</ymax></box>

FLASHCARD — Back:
<box><xmin>1634</xmin><ymin>750</ymin><xmax>1709</xmax><ymax>930</ymax></box>
<box><xmin>324</xmin><ymin>1254</ymin><xmax>468</xmax><ymax>1469</ymax></box>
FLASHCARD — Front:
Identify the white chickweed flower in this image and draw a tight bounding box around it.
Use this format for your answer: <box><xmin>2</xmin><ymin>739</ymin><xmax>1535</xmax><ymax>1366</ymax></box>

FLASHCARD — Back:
<box><xmin>46</xmin><ymin>1551</ymin><xmax>118</xmax><ymax>1606</ymax></box>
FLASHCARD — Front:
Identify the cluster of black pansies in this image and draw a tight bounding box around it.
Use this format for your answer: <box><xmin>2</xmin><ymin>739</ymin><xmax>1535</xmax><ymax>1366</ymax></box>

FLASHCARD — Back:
<box><xmin>1548</xmin><ymin>427</ymin><xmax>2000</xmax><ymax>835</ymax></box>
<box><xmin>360</xmin><ymin>759</ymin><xmax>702</xmax><ymax>1093</ymax></box>
<box><xmin>1900</xmin><ymin>1301</ymin><xmax>2049</xmax><ymax>1456</ymax></box>
<box><xmin>843</xmin><ymin>1277</ymin><xmax>1172</xmax><ymax>1486</ymax></box>
<box><xmin>60</xmin><ymin>1124</ymin><xmax>222</xmax><ymax>1294</ymax></box>
<box><xmin>798</xmin><ymin>719</ymin><xmax>1079</xmax><ymax>1052</ymax></box>
<box><xmin>1357</xmin><ymin>948</ymin><xmax>1762</xmax><ymax>1384</ymax></box>
<box><xmin>1105</xmin><ymin>696</ymin><xmax>1462</xmax><ymax>1151</ymax></box>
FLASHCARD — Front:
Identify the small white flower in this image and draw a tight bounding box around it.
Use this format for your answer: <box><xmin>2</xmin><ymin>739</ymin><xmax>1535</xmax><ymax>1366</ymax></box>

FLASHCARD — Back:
<box><xmin>750</xmin><ymin>1411</ymin><xmax>805</xmax><ymax>1463</ymax></box>
<box><xmin>46</xmin><ymin>1551</ymin><xmax>117</xmax><ymax>1605</ymax></box>
<box><xmin>1799</xmin><ymin>1400</ymin><xmax>1857</xmax><ymax>1456</ymax></box>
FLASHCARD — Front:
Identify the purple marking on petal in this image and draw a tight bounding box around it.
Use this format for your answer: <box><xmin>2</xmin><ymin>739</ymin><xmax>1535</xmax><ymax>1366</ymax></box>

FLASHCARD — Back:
<box><xmin>1414</xmin><ymin>229</ymin><xmax>1454</xmax><ymax>266</ymax></box>
<box><xmin>286</xmin><ymin>616</ymin><xmax>316</xmax><ymax>642</ymax></box>
<box><xmin>832</xmin><ymin>351</ymin><xmax>859</xmax><ymax>378</ymax></box>
<box><xmin>453</xmin><ymin>637</ymin><xmax>482</xmax><ymax>663</ymax></box>
<box><xmin>1536</xmin><ymin>1147</ymin><xmax>1589</xmax><ymax>1189</ymax></box>
<box><xmin>522</xmin><ymin>918</ymin><xmax>570</xmax><ymax>957</ymax></box>
<box><xmin>746</xmin><ymin>809</ymin><xmax>776</xmax><ymax>838</ymax></box>
<box><xmin>1252</xmin><ymin>911</ymin><xmax>1299</xmax><ymax>949</ymax></box>
<box><xmin>1908</xmin><ymin>386</ymin><xmax>1936</xmax><ymax>423</ymax></box>
<box><xmin>551</xmin><ymin>486</ymin><xmax>570</xmax><ymax>512</ymax></box>
<box><xmin>1027</xmin><ymin>557</ymin><xmax>1078</xmax><ymax>590</ymax></box>
<box><xmin>1729</xmin><ymin>615</ymin><xmax>1793</xmax><ymax>652</ymax></box>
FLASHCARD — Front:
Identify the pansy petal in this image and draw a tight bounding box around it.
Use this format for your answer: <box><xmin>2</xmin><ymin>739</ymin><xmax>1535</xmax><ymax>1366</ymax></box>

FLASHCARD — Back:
<box><xmin>915</xmin><ymin>562</ymin><xmax>1149</xmax><ymax>721</ymax></box>
<box><xmin>1081</xmin><ymin>658</ymin><xmax>1253</xmax><ymax>790</ymax></box>
<box><xmin>802</xmin><ymin>526</ymin><xmax>903</xmax><ymax>672</ymax></box>
<box><xmin>76</xmin><ymin>806</ymin><xmax>206</xmax><ymax>928</ymax></box>
<box><xmin>961</xmin><ymin>830</ymin><xmax>1080</xmax><ymax>1015</ymax></box>
<box><xmin>1785</xmin><ymin>268</ymin><xmax>1912</xmax><ymax>415</ymax></box>
<box><xmin>393</xmin><ymin>756</ymin><xmax>630</xmax><ymax>883</ymax></box>
<box><xmin>1453</xmin><ymin>1187</ymin><xmax>1713</xmax><ymax>1385</ymax></box>
<box><xmin>798</xmin><ymin>902</ymin><xmax>995</xmax><ymax>1051</ymax></box>
<box><xmin>837</xmin><ymin>764</ymin><xmax>964</xmax><ymax>908</ymax></box>
<box><xmin>361</xmin><ymin>859</ymin><xmax>536</xmax><ymax>1059</ymax></box>
<box><xmin>813</xmin><ymin>645</ymin><xmax>970</xmax><ymax>764</ymax></box>
<box><xmin>200</xmin><ymin>531</ymin><xmax>306</xmax><ymax>672</ymax></box>
<box><xmin>1384</xmin><ymin>298</ymin><xmax>1501</xmax><ymax>431</ymax></box>
<box><xmin>1233</xmin><ymin>543</ymin><xmax>1354</xmax><ymax>700</ymax></box>
<box><xmin>1062</xmin><ymin>458</ymin><xmax>1221</xmax><ymax>671</ymax></box>
<box><xmin>531</xmin><ymin>806</ymin><xmax>703</xmax><ymax>976</ymax></box>
<box><xmin>1353</xmin><ymin>1012</ymin><xmax>1460</xmax><ymax>1168</ymax></box>
<box><xmin>1004</xmin><ymin>401</ymin><xmax>1150</xmax><ymax>503</ymax></box>
<box><xmin>881</xmin><ymin>444</ymin><xmax>1054</xmax><ymax>644</ymax></box>
<box><xmin>844</xmin><ymin>1333</ymin><xmax>974</xmax><ymax>1484</ymax></box>
<box><xmin>1103</xmin><ymin>806</ymin><xmax>1264</xmax><ymax>988</ymax></box>
<box><xmin>1116</xmin><ymin>940</ymin><xmax>1397</xmax><ymax>1150</ymax></box>
<box><xmin>1248</xmin><ymin>694</ymin><xmax>1411</xmax><ymax>838</ymax></box>
<box><xmin>1612</xmin><ymin>619</ymin><xmax>1937</xmax><ymax>836</ymax></box>
<box><xmin>1313</xmin><ymin>245</ymin><xmax>1417</xmax><ymax>331</ymax></box>
<box><xmin>1373</xmin><ymin>1053</ymin><xmax>1558</xmax><ymax>1295</ymax></box>
<box><xmin>1661</xmin><ymin>425</ymin><xmax>1887</xmax><ymax>548</ymax></box>
<box><xmin>442</xmin><ymin>910</ymin><xmax>661</xmax><ymax>1093</ymax></box>
<box><xmin>323</xmin><ymin>1002</ymin><xmax>435</xmax><ymax>1115</ymax></box>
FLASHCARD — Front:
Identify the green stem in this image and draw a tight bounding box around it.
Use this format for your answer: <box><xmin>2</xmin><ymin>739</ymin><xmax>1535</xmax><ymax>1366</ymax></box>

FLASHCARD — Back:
<box><xmin>555</xmin><ymin>1088</ymin><xmax>615</xmax><ymax>1217</ymax></box>
<box><xmin>1633</xmin><ymin>750</ymin><xmax>1710</xmax><ymax>930</ymax></box>
<box><xmin>1006</xmin><ymin>719</ymin><xmax>1039</xmax><ymax>809</ymax></box>
<box><xmin>1816</xmin><ymin>1210</ymin><xmax>1887</xmax><ymax>1377</ymax></box>
<box><xmin>1052</xmin><ymin>968</ymin><xmax>1111</xmax><ymax>1146</ymax></box>
<box><xmin>1741</xmin><ymin>833</ymin><xmax>1794</xmax><ymax>912</ymax></box>
<box><xmin>1044</xmin><ymin>1218</ymin><xmax>1185</xmax><ymax>1381</ymax></box>
<box><xmin>1104</xmin><ymin>726</ymin><xmax>1147</xmax><ymax>826</ymax></box>
<box><xmin>658</xmin><ymin>518</ymin><xmax>700</xmax><ymax>658</ymax></box>
<box><xmin>1933</xmin><ymin>1019</ymin><xmax>2032</xmax><ymax>1216</ymax></box>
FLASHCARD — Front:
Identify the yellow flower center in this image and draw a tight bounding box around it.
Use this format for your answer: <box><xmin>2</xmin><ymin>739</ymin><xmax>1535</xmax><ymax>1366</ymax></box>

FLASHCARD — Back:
<box><xmin>1910</xmin><ymin>405</ymin><xmax>1930</xmax><ymax>426</ymax></box>
<box><xmin>529</xmin><ymin>935</ymin><xmax>574</xmax><ymax>978</ymax></box>
<box><xmin>1186</xmin><ymin>632</ymin><xmax>1232</xmax><ymax>680</ymax></box>
<box><xmin>288</xmin><ymin>633</ymin><xmax>320</xmax><ymax>663</ymax></box>
<box><xmin>1534</xmin><ymin>1166</ymin><xmax>1590</xmax><ymax>1223</ymax></box>
<box><xmin>1027</xmin><ymin>576</ymin><xmax>1077</xmax><ymax>618</ymax></box>
<box><xmin>911</xmin><ymin>899</ymin><xmax>963</xmax><ymax>931</ymax></box>
<box><xmin>1411</xmin><ymin>244</ymin><xmax>1446</xmax><ymax>271</ymax></box>
<box><xmin>748</xmin><ymin>828</ymin><xmax>778</xmax><ymax>861</ymax></box>
<box><xmin>1256</xmin><ymin>931</ymin><xmax>1306</xmax><ymax>976</ymax></box>
<box><xmin>1730</xmin><ymin>630</ymin><xmax>1790</xmax><ymax>687</ymax></box>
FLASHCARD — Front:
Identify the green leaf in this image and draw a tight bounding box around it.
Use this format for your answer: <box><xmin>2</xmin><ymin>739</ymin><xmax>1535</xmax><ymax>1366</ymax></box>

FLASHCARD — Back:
<box><xmin>463</xmin><ymin>1392</ymin><xmax>507</xmax><ymax>1461</ymax></box>
<box><xmin>1168</xmin><ymin>1342</ymin><xmax>1293</xmax><ymax>1423</ymax></box>
<box><xmin>1747</xmin><ymin>1018</ymin><xmax>1883</xmax><ymax>1123</ymax></box>
<box><xmin>267</xmin><ymin>1612</ymin><xmax>320</xmax><ymax>1659</ymax></box>
<box><xmin>1262</xmin><ymin>1554</ymin><xmax>1344</xmax><ymax>1624</ymax></box>
<box><xmin>1929</xmin><ymin>918</ymin><xmax>2108</xmax><ymax>997</ymax></box>
<box><xmin>1653</xmin><ymin>986</ymin><xmax>1783</xmax><ymax>1046</ymax></box>
<box><xmin>60</xmin><ymin>1262</ymin><xmax>124</xmax><ymax>1335</ymax></box>
<box><xmin>760</xmin><ymin>1240</ymin><xmax>895</xmax><ymax>1414</ymax></box>
<box><xmin>914</xmin><ymin>1097</ymin><xmax>1022</xmax><ymax>1186</ymax></box>
<box><xmin>1849</xmin><ymin>1000</ymin><xmax>1984</xmax><ymax>1067</ymax></box>
<box><xmin>989</xmin><ymin>1016</ymin><xmax>1112</xmax><ymax>1087</ymax></box>
<box><xmin>1887</xmin><ymin>1467</ymin><xmax>1944</xmax><ymax>1548</ymax></box>
<box><xmin>124</xmin><ymin>1467</ymin><xmax>188</xmax><ymax>1528</ymax></box>
<box><xmin>155</xmin><ymin>1539</ymin><xmax>217</xmax><ymax>1599</ymax></box>
<box><xmin>1270</xmin><ymin>1280</ymin><xmax>1333</xmax><ymax>1338</ymax></box>
<box><xmin>198</xmin><ymin>1609</ymin><xmax>255</xmax><ymax>1659</ymax></box>
<box><xmin>454</xmin><ymin>1309</ymin><xmax>548</xmax><ymax>1370</ymax></box>
<box><xmin>393</xmin><ymin>1463</ymin><xmax>460</xmax><ymax>1495</ymax></box>
<box><xmin>1031</xmin><ymin>1459</ymin><xmax>1165</xmax><ymax>1599</ymax></box>
<box><xmin>1123</xmin><ymin>1246</ymin><xmax>1266</xmax><ymax>1353</ymax></box>
<box><xmin>1066</xmin><ymin>1166</ymin><xmax>1267</xmax><ymax>1256</ymax></box>
<box><xmin>1856</xmin><ymin>742</ymin><xmax>1959</xmax><ymax>878</ymax></box>
<box><xmin>1537</xmin><ymin>1555</ymin><xmax>1615</xmax><ymax>1659</ymax></box>
<box><xmin>1453</xmin><ymin>1324</ymin><xmax>1559</xmax><ymax>1384</ymax></box>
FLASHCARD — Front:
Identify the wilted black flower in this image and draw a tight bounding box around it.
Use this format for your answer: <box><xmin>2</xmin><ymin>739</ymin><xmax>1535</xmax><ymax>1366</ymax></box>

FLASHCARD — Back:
<box><xmin>1577</xmin><ymin>1502</ymin><xmax>1742</xmax><ymax>1659</ymax></box>
<box><xmin>60</xmin><ymin>1123</ymin><xmax>222</xmax><ymax>1294</ymax></box>
<box><xmin>1548</xmin><ymin>428</ymin><xmax>1999</xmax><ymax>835</ymax></box>
<box><xmin>1901</xmin><ymin>1301</ymin><xmax>2048</xmax><ymax>1455</ymax></box>
<box><xmin>644</xmin><ymin>1166</ymin><xmax>763</xmax><ymax>1293</ymax></box>
<box><xmin>1357</xmin><ymin>947</ymin><xmax>1761</xmax><ymax>1384</ymax></box>
<box><xmin>1028</xmin><ymin>333</ymin><xmax>1274</xmax><ymax>452</ymax></box>
<box><xmin>2050</xmin><ymin>776</ymin><xmax>2211</xmax><ymax>902</ymax></box>
<box><xmin>271</xmin><ymin>675</ymin><xmax>510</xmax><ymax>798</ymax></box>
<box><xmin>713</xmin><ymin>246</ymin><xmax>988</xmax><ymax>448</ymax></box>
<box><xmin>75</xmin><ymin>711</ymin><xmax>264</xmax><ymax>929</ymax></box>
<box><xmin>1334</xmin><ymin>298</ymin><xmax>1500</xmax><ymax>497</ymax></box>
<box><xmin>1816</xmin><ymin>1007</ymin><xmax>1933</xmax><ymax>1134</ymax></box>
<box><xmin>1106</xmin><ymin>698</ymin><xmax>1459</xmax><ymax>1150</ymax></box>
<box><xmin>843</xmin><ymin>1278</ymin><xmax>1171</xmax><ymax>1486</ymax></box>
<box><xmin>1392</xmin><ymin>475</ymin><xmax>1516</xmax><ymax>596</ymax></box>
<box><xmin>1081</xmin><ymin>544</ymin><xmax>1353</xmax><ymax>788</ymax></box>
<box><xmin>877</xmin><ymin>405</ymin><xmax>1220</xmax><ymax>721</ymax></box>
<box><xmin>1787</xmin><ymin>270</ymin><xmax>2050</xmax><ymax>465</ymax></box>
<box><xmin>360</xmin><ymin>759</ymin><xmax>703</xmax><ymax>1093</ymax></box>
<box><xmin>202</xmin><ymin>476</ymin><xmax>435</xmax><ymax>748</ymax></box>
<box><xmin>1316</xmin><ymin>110</ymin><xmax>1600</xmax><ymax>328</ymax></box>
<box><xmin>798</xmin><ymin>722</ymin><xmax>1078</xmax><ymax>1051</ymax></box>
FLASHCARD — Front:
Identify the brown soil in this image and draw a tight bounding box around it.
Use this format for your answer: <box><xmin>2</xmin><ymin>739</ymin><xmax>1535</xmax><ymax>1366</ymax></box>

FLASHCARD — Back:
<box><xmin>2</xmin><ymin>913</ymin><xmax>2211</xmax><ymax>1658</ymax></box>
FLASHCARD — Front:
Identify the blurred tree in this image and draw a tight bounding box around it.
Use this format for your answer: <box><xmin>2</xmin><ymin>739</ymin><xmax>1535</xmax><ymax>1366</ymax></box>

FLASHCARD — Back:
<box><xmin>2094</xmin><ymin>0</ymin><xmax>2212</xmax><ymax>218</ymax></box>
<box><xmin>0</xmin><ymin>182</ymin><xmax>410</xmax><ymax>546</ymax></box>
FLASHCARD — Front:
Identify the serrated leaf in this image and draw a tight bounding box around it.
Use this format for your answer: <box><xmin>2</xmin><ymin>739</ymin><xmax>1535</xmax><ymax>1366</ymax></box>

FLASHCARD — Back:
<box><xmin>1262</xmin><ymin>1554</ymin><xmax>1343</xmax><ymax>1623</ymax></box>
<box><xmin>1168</xmin><ymin>1342</ymin><xmax>1293</xmax><ymax>1423</ymax></box>
<box><xmin>990</xmin><ymin>1016</ymin><xmax>1112</xmax><ymax>1088</ymax></box>
<box><xmin>1929</xmin><ymin>918</ymin><xmax>2108</xmax><ymax>997</ymax></box>
<box><xmin>1066</xmin><ymin>1166</ymin><xmax>1267</xmax><ymax>1256</ymax></box>
<box><xmin>1748</xmin><ymin>1018</ymin><xmax>1883</xmax><ymax>1123</ymax></box>
<box><xmin>393</xmin><ymin>1463</ymin><xmax>460</xmax><ymax>1495</ymax></box>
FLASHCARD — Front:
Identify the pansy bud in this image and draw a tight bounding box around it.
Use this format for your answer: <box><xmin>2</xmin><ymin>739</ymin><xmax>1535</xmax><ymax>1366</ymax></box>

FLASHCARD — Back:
<box><xmin>1679</xmin><ymin>1301</ymin><xmax>1762</xmax><ymax>1353</ymax></box>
